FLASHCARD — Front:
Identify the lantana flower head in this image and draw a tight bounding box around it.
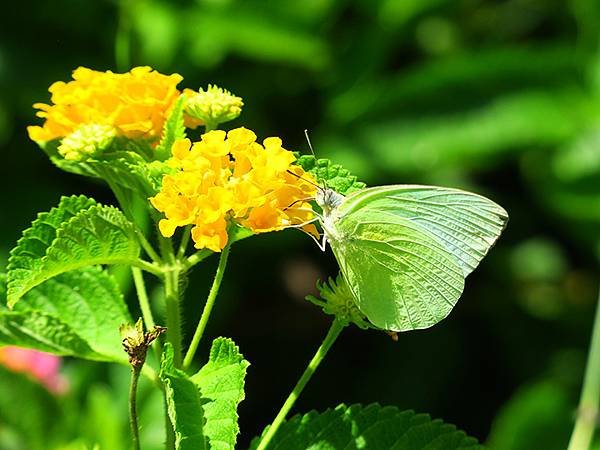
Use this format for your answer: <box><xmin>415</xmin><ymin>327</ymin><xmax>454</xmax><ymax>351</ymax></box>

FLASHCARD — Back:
<box><xmin>184</xmin><ymin>85</ymin><xmax>243</xmax><ymax>130</ymax></box>
<box><xmin>150</xmin><ymin>127</ymin><xmax>318</xmax><ymax>252</ymax></box>
<box><xmin>27</xmin><ymin>66</ymin><xmax>183</xmax><ymax>143</ymax></box>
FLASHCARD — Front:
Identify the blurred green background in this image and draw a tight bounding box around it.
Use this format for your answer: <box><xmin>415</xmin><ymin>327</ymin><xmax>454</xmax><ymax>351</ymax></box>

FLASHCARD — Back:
<box><xmin>1</xmin><ymin>0</ymin><xmax>600</xmax><ymax>449</ymax></box>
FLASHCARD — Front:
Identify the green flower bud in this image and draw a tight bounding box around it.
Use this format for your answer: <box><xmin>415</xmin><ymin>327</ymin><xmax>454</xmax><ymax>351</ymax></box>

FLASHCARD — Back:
<box><xmin>184</xmin><ymin>85</ymin><xmax>243</xmax><ymax>130</ymax></box>
<box><xmin>57</xmin><ymin>123</ymin><xmax>116</xmax><ymax>161</ymax></box>
<box><xmin>306</xmin><ymin>274</ymin><xmax>371</xmax><ymax>329</ymax></box>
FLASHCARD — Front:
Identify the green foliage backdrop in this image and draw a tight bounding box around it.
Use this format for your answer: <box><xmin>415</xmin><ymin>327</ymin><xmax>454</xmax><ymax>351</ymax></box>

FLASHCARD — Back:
<box><xmin>1</xmin><ymin>0</ymin><xmax>600</xmax><ymax>448</ymax></box>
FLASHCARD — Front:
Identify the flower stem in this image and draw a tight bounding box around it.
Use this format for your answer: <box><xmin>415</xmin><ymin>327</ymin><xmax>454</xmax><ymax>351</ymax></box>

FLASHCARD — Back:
<box><xmin>568</xmin><ymin>283</ymin><xmax>600</xmax><ymax>450</ymax></box>
<box><xmin>132</xmin><ymin>267</ymin><xmax>163</xmax><ymax>363</ymax></box>
<box><xmin>255</xmin><ymin>319</ymin><xmax>346</xmax><ymax>450</ymax></box>
<box><xmin>129</xmin><ymin>365</ymin><xmax>142</xmax><ymax>450</ymax></box>
<box><xmin>164</xmin><ymin>268</ymin><xmax>183</xmax><ymax>368</ymax></box>
<box><xmin>182</xmin><ymin>245</ymin><xmax>231</xmax><ymax>370</ymax></box>
<box><xmin>177</xmin><ymin>225</ymin><xmax>192</xmax><ymax>259</ymax></box>
<box><xmin>185</xmin><ymin>248</ymin><xmax>213</xmax><ymax>269</ymax></box>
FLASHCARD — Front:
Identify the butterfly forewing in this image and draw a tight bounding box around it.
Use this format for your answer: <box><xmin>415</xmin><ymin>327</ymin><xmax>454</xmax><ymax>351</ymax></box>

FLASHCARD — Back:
<box><xmin>327</xmin><ymin>185</ymin><xmax>508</xmax><ymax>331</ymax></box>
<box><xmin>337</xmin><ymin>185</ymin><xmax>508</xmax><ymax>277</ymax></box>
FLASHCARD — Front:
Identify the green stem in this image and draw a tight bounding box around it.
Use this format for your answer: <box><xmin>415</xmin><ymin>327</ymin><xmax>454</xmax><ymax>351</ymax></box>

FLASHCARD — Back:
<box><xmin>132</xmin><ymin>267</ymin><xmax>163</xmax><ymax>364</ymax></box>
<box><xmin>133</xmin><ymin>259</ymin><xmax>163</xmax><ymax>277</ymax></box>
<box><xmin>255</xmin><ymin>319</ymin><xmax>346</xmax><ymax>450</ymax></box>
<box><xmin>185</xmin><ymin>248</ymin><xmax>213</xmax><ymax>269</ymax></box>
<box><xmin>177</xmin><ymin>226</ymin><xmax>192</xmax><ymax>259</ymax></box>
<box><xmin>164</xmin><ymin>268</ymin><xmax>183</xmax><ymax>368</ymax></box>
<box><xmin>129</xmin><ymin>365</ymin><xmax>142</xmax><ymax>450</ymax></box>
<box><xmin>568</xmin><ymin>284</ymin><xmax>600</xmax><ymax>450</ymax></box>
<box><xmin>132</xmin><ymin>267</ymin><xmax>155</xmax><ymax>330</ymax></box>
<box><xmin>136</xmin><ymin>228</ymin><xmax>162</xmax><ymax>264</ymax></box>
<box><xmin>182</xmin><ymin>245</ymin><xmax>231</xmax><ymax>370</ymax></box>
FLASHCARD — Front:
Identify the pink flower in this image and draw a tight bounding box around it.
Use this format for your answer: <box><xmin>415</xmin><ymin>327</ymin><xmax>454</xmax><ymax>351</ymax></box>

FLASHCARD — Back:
<box><xmin>0</xmin><ymin>346</ymin><xmax>68</xmax><ymax>394</ymax></box>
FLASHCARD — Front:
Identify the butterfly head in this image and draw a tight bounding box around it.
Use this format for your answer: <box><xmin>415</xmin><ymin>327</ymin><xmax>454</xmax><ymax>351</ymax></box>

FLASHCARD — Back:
<box><xmin>316</xmin><ymin>187</ymin><xmax>344</xmax><ymax>217</ymax></box>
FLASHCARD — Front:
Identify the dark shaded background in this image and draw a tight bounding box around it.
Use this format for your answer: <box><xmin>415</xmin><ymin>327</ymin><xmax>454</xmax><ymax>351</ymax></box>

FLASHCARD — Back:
<box><xmin>1</xmin><ymin>0</ymin><xmax>600</xmax><ymax>449</ymax></box>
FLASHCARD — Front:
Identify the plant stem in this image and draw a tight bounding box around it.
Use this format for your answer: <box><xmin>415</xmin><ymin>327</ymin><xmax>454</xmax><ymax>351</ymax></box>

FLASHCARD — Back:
<box><xmin>133</xmin><ymin>259</ymin><xmax>163</xmax><ymax>277</ymax></box>
<box><xmin>132</xmin><ymin>267</ymin><xmax>155</xmax><ymax>330</ymax></box>
<box><xmin>164</xmin><ymin>268</ymin><xmax>183</xmax><ymax>368</ymax></box>
<box><xmin>182</xmin><ymin>245</ymin><xmax>231</xmax><ymax>370</ymax></box>
<box><xmin>185</xmin><ymin>249</ymin><xmax>213</xmax><ymax>269</ymax></box>
<box><xmin>129</xmin><ymin>365</ymin><xmax>142</xmax><ymax>450</ymax></box>
<box><xmin>132</xmin><ymin>267</ymin><xmax>163</xmax><ymax>364</ymax></box>
<box><xmin>177</xmin><ymin>225</ymin><xmax>192</xmax><ymax>259</ymax></box>
<box><xmin>568</xmin><ymin>284</ymin><xmax>600</xmax><ymax>450</ymax></box>
<box><xmin>137</xmin><ymin>228</ymin><xmax>162</xmax><ymax>264</ymax></box>
<box><xmin>255</xmin><ymin>319</ymin><xmax>346</xmax><ymax>450</ymax></box>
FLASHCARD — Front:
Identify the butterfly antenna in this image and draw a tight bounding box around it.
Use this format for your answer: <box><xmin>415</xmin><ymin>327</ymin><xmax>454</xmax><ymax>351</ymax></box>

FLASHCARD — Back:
<box><xmin>286</xmin><ymin>169</ymin><xmax>324</xmax><ymax>192</ymax></box>
<box><xmin>304</xmin><ymin>129</ymin><xmax>316</xmax><ymax>156</ymax></box>
<box><xmin>303</xmin><ymin>129</ymin><xmax>328</xmax><ymax>190</ymax></box>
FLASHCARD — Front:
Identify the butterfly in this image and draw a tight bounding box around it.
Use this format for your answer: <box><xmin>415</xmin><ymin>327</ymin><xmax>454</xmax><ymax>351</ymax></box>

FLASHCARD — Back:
<box><xmin>313</xmin><ymin>184</ymin><xmax>508</xmax><ymax>332</ymax></box>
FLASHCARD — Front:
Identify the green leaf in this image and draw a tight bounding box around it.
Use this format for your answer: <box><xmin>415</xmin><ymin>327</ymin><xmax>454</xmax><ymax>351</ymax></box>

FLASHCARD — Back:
<box><xmin>295</xmin><ymin>155</ymin><xmax>366</xmax><ymax>195</ymax></box>
<box><xmin>84</xmin><ymin>151</ymin><xmax>162</xmax><ymax>198</ymax></box>
<box><xmin>0</xmin><ymin>310</ymin><xmax>99</xmax><ymax>358</ymax></box>
<box><xmin>250</xmin><ymin>403</ymin><xmax>484</xmax><ymax>450</ymax></box>
<box><xmin>7</xmin><ymin>196</ymin><xmax>141</xmax><ymax>307</ymax></box>
<box><xmin>161</xmin><ymin>344</ymin><xmax>207</xmax><ymax>450</ymax></box>
<box><xmin>155</xmin><ymin>94</ymin><xmax>186</xmax><ymax>161</ymax></box>
<box><xmin>0</xmin><ymin>269</ymin><xmax>131</xmax><ymax>362</ymax></box>
<box><xmin>191</xmin><ymin>337</ymin><xmax>249</xmax><ymax>450</ymax></box>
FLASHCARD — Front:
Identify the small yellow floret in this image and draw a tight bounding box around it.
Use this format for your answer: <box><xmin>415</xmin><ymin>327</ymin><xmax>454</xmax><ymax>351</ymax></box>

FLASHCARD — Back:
<box><xmin>184</xmin><ymin>85</ymin><xmax>243</xmax><ymax>129</ymax></box>
<box><xmin>150</xmin><ymin>127</ymin><xmax>317</xmax><ymax>252</ymax></box>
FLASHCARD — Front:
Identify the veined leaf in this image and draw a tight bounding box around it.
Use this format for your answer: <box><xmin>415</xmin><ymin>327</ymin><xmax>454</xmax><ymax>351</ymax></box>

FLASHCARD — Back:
<box><xmin>161</xmin><ymin>344</ymin><xmax>207</xmax><ymax>450</ymax></box>
<box><xmin>0</xmin><ymin>269</ymin><xmax>131</xmax><ymax>362</ymax></box>
<box><xmin>296</xmin><ymin>155</ymin><xmax>366</xmax><ymax>195</ymax></box>
<box><xmin>250</xmin><ymin>403</ymin><xmax>484</xmax><ymax>450</ymax></box>
<box><xmin>155</xmin><ymin>94</ymin><xmax>187</xmax><ymax>161</ymax></box>
<box><xmin>191</xmin><ymin>337</ymin><xmax>249</xmax><ymax>450</ymax></box>
<box><xmin>7</xmin><ymin>197</ymin><xmax>141</xmax><ymax>307</ymax></box>
<box><xmin>0</xmin><ymin>310</ymin><xmax>99</xmax><ymax>358</ymax></box>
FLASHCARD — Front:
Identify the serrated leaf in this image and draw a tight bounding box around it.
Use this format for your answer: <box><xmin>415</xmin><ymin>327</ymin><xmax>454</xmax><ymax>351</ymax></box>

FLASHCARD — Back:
<box><xmin>0</xmin><ymin>269</ymin><xmax>131</xmax><ymax>362</ymax></box>
<box><xmin>7</xmin><ymin>198</ymin><xmax>141</xmax><ymax>307</ymax></box>
<box><xmin>84</xmin><ymin>151</ymin><xmax>161</xmax><ymax>198</ymax></box>
<box><xmin>295</xmin><ymin>155</ymin><xmax>366</xmax><ymax>195</ymax></box>
<box><xmin>191</xmin><ymin>337</ymin><xmax>249</xmax><ymax>450</ymax></box>
<box><xmin>0</xmin><ymin>310</ymin><xmax>99</xmax><ymax>358</ymax></box>
<box><xmin>155</xmin><ymin>95</ymin><xmax>187</xmax><ymax>161</ymax></box>
<box><xmin>250</xmin><ymin>403</ymin><xmax>484</xmax><ymax>450</ymax></box>
<box><xmin>161</xmin><ymin>344</ymin><xmax>207</xmax><ymax>450</ymax></box>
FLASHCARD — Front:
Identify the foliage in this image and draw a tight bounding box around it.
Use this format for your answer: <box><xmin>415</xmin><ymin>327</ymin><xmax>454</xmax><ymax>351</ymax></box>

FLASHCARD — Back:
<box><xmin>2</xmin><ymin>0</ymin><xmax>600</xmax><ymax>449</ymax></box>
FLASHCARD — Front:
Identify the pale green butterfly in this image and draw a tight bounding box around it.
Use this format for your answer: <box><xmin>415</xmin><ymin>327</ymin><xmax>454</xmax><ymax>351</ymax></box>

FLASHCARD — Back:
<box><xmin>313</xmin><ymin>183</ymin><xmax>508</xmax><ymax>332</ymax></box>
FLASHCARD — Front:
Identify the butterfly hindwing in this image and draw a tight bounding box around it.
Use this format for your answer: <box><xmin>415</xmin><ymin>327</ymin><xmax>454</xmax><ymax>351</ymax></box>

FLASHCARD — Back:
<box><xmin>329</xmin><ymin>209</ymin><xmax>465</xmax><ymax>331</ymax></box>
<box><xmin>328</xmin><ymin>185</ymin><xmax>508</xmax><ymax>331</ymax></box>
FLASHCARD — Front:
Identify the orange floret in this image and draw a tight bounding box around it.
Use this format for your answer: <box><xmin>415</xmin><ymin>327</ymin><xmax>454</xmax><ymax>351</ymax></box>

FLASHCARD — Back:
<box><xmin>150</xmin><ymin>127</ymin><xmax>318</xmax><ymax>251</ymax></box>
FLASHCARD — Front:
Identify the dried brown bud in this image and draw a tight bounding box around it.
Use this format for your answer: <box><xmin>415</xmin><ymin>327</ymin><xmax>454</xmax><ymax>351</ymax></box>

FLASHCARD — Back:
<box><xmin>120</xmin><ymin>319</ymin><xmax>166</xmax><ymax>368</ymax></box>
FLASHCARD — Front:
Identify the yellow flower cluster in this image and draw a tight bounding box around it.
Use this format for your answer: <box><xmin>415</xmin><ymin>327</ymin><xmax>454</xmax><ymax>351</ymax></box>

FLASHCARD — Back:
<box><xmin>27</xmin><ymin>66</ymin><xmax>183</xmax><ymax>143</ymax></box>
<box><xmin>150</xmin><ymin>128</ymin><xmax>318</xmax><ymax>252</ymax></box>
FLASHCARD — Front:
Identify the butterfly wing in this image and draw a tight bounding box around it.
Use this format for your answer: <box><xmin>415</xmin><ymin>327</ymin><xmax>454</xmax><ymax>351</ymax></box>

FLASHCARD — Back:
<box><xmin>328</xmin><ymin>185</ymin><xmax>508</xmax><ymax>331</ymax></box>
